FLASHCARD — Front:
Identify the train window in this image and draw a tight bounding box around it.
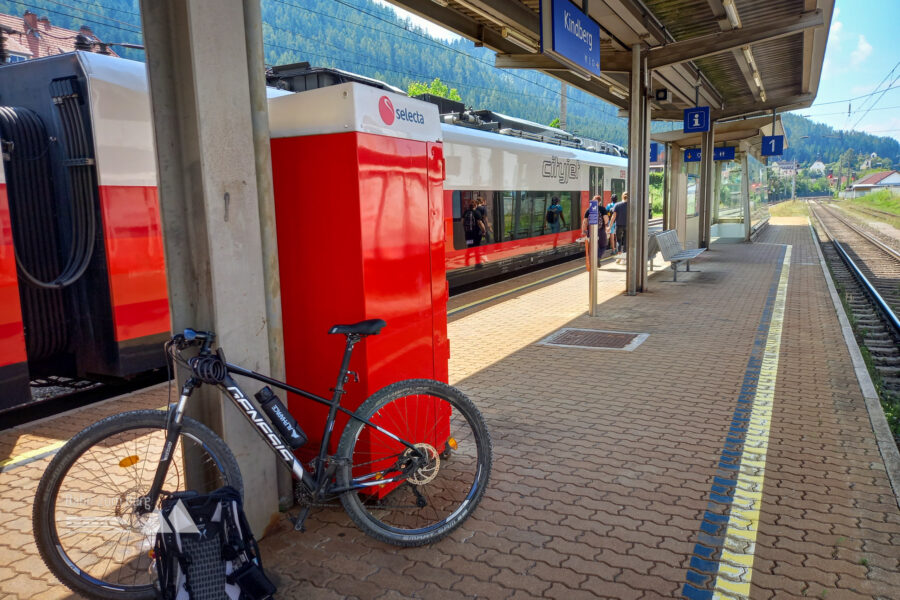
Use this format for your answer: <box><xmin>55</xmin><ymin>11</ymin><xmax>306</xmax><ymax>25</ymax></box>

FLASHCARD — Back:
<box><xmin>611</xmin><ymin>178</ymin><xmax>626</xmax><ymax>201</ymax></box>
<box><xmin>501</xmin><ymin>192</ymin><xmax>515</xmax><ymax>241</ymax></box>
<box><xmin>451</xmin><ymin>190</ymin><xmax>501</xmax><ymax>249</ymax></box>
<box><xmin>589</xmin><ymin>167</ymin><xmax>604</xmax><ymax>199</ymax></box>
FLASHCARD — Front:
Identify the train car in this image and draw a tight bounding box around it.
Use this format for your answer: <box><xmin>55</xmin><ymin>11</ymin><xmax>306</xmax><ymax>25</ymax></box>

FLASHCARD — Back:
<box><xmin>0</xmin><ymin>51</ymin><xmax>169</xmax><ymax>412</ymax></box>
<box><xmin>439</xmin><ymin>122</ymin><xmax>628</xmax><ymax>288</ymax></box>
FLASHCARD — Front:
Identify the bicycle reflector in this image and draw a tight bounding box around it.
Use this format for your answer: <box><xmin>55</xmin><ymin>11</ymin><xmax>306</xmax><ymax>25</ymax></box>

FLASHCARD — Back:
<box><xmin>118</xmin><ymin>455</ymin><xmax>140</xmax><ymax>468</ymax></box>
<box><xmin>447</xmin><ymin>437</ymin><xmax>458</xmax><ymax>450</ymax></box>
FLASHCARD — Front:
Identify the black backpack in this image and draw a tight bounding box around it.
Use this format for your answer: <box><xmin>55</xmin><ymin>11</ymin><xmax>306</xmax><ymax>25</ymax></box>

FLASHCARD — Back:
<box><xmin>463</xmin><ymin>209</ymin><xmax>477</xmax><ymax>234</ymax></box>
<box><xmin>154</xmin><ymin>486</ymin><xmax>276</xmax><ymax>600</ymax></box>
<box><xmin>546</xmin><ymin>208</ymin><xmax>558</xmax><ymax>224</ymax></box>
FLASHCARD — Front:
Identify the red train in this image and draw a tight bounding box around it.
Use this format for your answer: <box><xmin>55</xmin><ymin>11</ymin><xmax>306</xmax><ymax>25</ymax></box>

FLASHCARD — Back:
<box><xmin>0</xmin><ymin>54</ymin><xmax>627</xmax><ymax>411</ymax></box>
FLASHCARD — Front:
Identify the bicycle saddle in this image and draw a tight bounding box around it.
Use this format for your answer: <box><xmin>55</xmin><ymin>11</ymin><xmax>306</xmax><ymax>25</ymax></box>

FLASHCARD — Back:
<box><xmin>328</xmin><ymin>319</ymin><xmax>387</xmax><ymax>336</ymax></box>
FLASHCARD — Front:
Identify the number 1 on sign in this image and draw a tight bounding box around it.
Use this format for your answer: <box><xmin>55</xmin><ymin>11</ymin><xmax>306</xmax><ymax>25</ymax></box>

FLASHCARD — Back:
<box><xmin>769</xmin><ymin>139</ymin><xmax>775</xmax><ymax>152</ymax></box>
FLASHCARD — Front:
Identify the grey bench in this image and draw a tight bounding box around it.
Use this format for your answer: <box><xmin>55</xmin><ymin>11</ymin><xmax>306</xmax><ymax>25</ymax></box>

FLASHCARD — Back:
<box><xmin>651</xmin><ymin>230</ymin><xmax>706</xmax><ymax>281</ymax></box>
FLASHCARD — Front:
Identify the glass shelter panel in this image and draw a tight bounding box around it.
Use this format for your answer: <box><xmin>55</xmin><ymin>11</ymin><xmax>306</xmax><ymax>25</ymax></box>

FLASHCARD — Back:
<box><xmin>748</xmin><ymin>156</ymin><xmax>770</xmax><ymax>228</ymax></box>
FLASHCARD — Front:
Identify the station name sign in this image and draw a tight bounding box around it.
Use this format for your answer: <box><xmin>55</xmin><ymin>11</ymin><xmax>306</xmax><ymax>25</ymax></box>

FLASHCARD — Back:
<box><xmin>540</xmin><ymin>0</ymin><xmax>601</xmax><ymax>78</ymax></box>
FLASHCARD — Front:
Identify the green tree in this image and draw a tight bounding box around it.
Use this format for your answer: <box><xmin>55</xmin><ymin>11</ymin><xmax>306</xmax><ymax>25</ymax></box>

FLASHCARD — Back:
<box><xmin>408</xmin><ymin>78</ymin><xmax>462</xmax><ymax>102</ymax></box>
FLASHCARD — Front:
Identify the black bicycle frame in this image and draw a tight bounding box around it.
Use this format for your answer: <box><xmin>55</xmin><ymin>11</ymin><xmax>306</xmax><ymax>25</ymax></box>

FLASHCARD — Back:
<box><xmin>152</xmin><ymin>335</ymin><xmax>424</xmax><ymax>507</ymax></box>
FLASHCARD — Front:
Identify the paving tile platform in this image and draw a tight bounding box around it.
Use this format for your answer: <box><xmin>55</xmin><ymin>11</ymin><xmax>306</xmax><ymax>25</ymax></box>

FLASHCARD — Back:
<box><xmin>1</xmin><ymin>217</ymin><xmax>898</xmax><ymax>599</ymax></box>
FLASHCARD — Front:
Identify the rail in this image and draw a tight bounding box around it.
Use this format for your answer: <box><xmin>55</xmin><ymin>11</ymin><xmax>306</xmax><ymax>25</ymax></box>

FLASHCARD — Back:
<box><xmin>811</xmin><ymin>204</ymin><xmax>900</xmax><ymax>336</ymax></box>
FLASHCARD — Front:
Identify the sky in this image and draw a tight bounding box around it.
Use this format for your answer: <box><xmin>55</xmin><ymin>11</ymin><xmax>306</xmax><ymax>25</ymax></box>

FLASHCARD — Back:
<box><xmin>376</xmin><ymin>0</ymin><xmax>900</xmax><ymax>145</ymax></box>
<box><xmin>794</xmin><ymin>1</ymin><xmax>900</xmax><ymax>143</ymax></box>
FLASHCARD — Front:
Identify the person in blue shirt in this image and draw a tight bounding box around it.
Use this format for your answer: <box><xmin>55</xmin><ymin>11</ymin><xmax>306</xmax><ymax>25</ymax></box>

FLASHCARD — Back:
<box><xmin>605</xmin><ymin>194</ymin><xmax>618</xmax><ymax>254</ymax></box>
<box><xmin>545</xmin><ymin>196</ymin><xmax>566</xmax><ymax>233</ymax></box>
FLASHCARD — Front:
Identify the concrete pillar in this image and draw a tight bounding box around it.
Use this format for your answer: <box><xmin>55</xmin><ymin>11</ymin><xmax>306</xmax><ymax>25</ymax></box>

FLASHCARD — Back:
<box><xmin>626</xmin><ymin>43</ymin><xmax>648</xmax><ymax>295</ymax></box>
<box><xmin>140</xmin><ymin>0</ymin><xmax>280</xmax><ymax>531</ymax></box>
<box><xmin>698</xmin><ymin>124</ymin><xmax>715</xmax><ymax>249</ymax></box>
<box><xmin>668</xmin><ymin>143</ymin><xmax>687</xmax><ymax>242</ymax></box>
<box><xmin>741</xmin><ymin>152</ymin><xmax>751</xmax><ymax>241</ymax></box>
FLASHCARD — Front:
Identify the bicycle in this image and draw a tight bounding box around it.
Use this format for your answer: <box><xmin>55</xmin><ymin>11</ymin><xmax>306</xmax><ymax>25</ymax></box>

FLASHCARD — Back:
<box><xmin>33</xmin><ymin>319</ymin><xmax>493</xmax><ymax>600</ymax></box>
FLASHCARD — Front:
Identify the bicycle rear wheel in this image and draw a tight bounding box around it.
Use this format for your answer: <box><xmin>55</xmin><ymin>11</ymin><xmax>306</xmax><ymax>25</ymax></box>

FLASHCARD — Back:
<box><xmin>33</xmin><ymin>410</ymin><xmax>242</xmax><ymax>600</ymax></box>
<box><xmin>336</xmin><ymin>379</ymin><xmax>492</xmax><ymax>546</ymax></box>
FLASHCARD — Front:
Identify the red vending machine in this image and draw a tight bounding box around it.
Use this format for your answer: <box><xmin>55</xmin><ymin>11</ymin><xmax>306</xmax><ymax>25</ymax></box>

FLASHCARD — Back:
<box><xmin>269</xmin><ymin>82</ymin><xmax>448</xmax><ymax>459</ymax></box>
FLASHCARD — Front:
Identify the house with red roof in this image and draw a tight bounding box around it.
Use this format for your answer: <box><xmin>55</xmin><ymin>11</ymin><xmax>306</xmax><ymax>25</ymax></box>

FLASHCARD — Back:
<box><xmin>0</xmin><ymin>10</ymin><xmax>116</xmax><ymax>63</ymax></box>
<box><xmin>843</xmin><ymin>170</ymin><xmax>900</xmax><ymax>198</ymax></box>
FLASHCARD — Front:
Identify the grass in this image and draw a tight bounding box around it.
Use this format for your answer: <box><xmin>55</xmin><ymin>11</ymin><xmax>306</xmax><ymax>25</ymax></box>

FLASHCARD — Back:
<box><xmin>769</xmin><ymin>199</ymin><xmax>810</xmax><ymax>218</ymax></box>
<box><xmin>841</xmin><ymin>190</ymin><xmax>900</xmax><ymax>229</ymax></box>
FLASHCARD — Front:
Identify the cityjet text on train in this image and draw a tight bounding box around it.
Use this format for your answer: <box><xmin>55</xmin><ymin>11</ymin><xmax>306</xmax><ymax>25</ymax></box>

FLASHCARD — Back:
<box><xmin>542</xmin><ymin>156</ymin><xmax>581</xmax><ymax>184</ymax></box>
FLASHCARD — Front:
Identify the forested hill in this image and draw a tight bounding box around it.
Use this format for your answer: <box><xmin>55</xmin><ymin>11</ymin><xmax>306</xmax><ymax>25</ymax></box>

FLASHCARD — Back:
<box><xmin>3</xmin><ymin>0</ymin><xmax>898</xmax><ymax>163</ymax></box>
<box><xmin>780</xmin><ymin>113</ymin><xmax>900</xmax><ymax>165</ymax></box>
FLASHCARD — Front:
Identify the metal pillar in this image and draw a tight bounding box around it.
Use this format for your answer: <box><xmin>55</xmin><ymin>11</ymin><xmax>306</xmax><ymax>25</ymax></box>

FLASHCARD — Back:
<box><xmin>698</xmin><ymin>124</ymin><xmax>715</xmax><ymax>249</ymax></box>
<box><xmin>626</xmin><ymin>43</ymin><xmax>648</xmax><ymax>295</ymax></box>
<box><xmin>741</xmin><ymin>152</ymin><xmax>751</xmax><ymax>241</ymax></box>
<box><xmin>140</xmin><ymin>0</ymin><xmax>279</xmax><ymax>531</ymax></box>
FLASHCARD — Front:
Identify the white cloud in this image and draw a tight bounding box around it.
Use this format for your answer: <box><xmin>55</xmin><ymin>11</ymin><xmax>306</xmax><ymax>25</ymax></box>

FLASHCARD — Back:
<box><xmin>829</xmin><ymin>9</ymin><xmax>843</xmax><ymax>46</ymax></box>
<box><xmin>850</xmin><ymin>35</ymin><xmax>872</xmax><ymax>66</ymax></box>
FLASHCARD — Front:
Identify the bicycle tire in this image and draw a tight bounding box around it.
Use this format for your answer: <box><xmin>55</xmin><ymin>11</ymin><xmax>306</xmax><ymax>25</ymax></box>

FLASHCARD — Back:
<box><xmin>336</xmin><ymin>379</ymin><xmax>492</xmax><ymax>546</ymax></box>
<box><xmin>33</xmin><ymin>409</ymin><xmax>243</xmax><ymax>600</ymax></box>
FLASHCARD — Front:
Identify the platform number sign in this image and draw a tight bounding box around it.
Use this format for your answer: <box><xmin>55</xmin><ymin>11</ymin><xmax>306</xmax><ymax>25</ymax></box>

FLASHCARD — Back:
<box><xmin>588</xmin><ymin>200</ymin><xmax>599</xmax><ymax>225</ymax></box>
<box><xmin>683</xmin><ymin>106</ymin><xmax>710</xmax><ymax>133</ymax></box>
<box><xmin>761</xmin><ymin>135</ymin><xmax>784</xmax><ymax>156</ymax></box>
<box><xmin>649</xmin><ymin>142</ymin><xmax>659</xmax><ymax>163</ymax></box>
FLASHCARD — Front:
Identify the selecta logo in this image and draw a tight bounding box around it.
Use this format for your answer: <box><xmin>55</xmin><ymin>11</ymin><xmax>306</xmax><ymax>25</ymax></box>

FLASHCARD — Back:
<box><xmin>378</xmin><ymin>96</ymin><xmax>395</xmax><ymax>125</ymax></box>
<box><xmin>377</xmin><ymin>95</ymin><xmax>426</xmax><ymax>127</ymax></box>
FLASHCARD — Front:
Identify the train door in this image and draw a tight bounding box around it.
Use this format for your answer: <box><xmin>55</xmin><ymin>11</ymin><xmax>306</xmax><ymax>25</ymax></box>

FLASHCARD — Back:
<box><xmin>611</xmin><ymin>177</ymin><xmax>626</xmax><ymax>201</ymax></box>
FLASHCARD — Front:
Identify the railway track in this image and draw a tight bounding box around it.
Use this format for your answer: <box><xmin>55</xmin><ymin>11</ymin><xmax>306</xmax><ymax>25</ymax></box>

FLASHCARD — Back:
<box><xmin>809</xmin><ymin>201</ymin><xmax>900</xmax><ymax>443</ymax></box>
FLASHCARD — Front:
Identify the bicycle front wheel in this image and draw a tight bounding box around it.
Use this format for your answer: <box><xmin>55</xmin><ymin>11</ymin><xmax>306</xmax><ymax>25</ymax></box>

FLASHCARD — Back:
<box><xmin>336</xmin><ymin>379</ymin><xmax>492</xmax><ymax>546</ymax></box>
<box><xmin>33</xmin><ymin>409</ymin><xmax>243</xmax><ymax>600</ymax></box>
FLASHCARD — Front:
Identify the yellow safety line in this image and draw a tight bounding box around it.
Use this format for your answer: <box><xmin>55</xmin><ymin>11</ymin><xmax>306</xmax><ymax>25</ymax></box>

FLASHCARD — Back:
<box><xmin>0</xmin><ymin>440</ymin><xmax>65</xmax><ymax>469</ymax></box>
<box><xmin>712</xmin><ymin>245</ymin><xmax>791</xmax><ymax>600</ymax></box>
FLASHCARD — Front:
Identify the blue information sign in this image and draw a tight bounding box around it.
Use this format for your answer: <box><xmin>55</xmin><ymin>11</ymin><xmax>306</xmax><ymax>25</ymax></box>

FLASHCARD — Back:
<box><xmin>541</xmin><ymin>0</ymin><xmax>601</xmax><ymax>77</ymax></box>
<box><xmin>713</xmin><ymin>147</ymin><xmax>736</xmax><ymax>161</ymax></box>
<box><xmin>684</xmin><ymin>148</ymin><xmax>701</xmax><ymax>162</ymax></box>
<box><xmin>650</xmin><ymin>142</ymin><xmax>659</xmax><ymax>163</ymax></box>
<box><xmin>588</xmin><ymin>200</ymin><xmax>599</xmax><ymax>225</ymax></box>
<box><xmin>761</xmin><ymin>135</ymin><xmax>784</xmax><ymax>156</ymax></box>
<box><xmin>683</xmin><ymin>106</ymin><xmax>710</xmax><ymax>133</ymax></box>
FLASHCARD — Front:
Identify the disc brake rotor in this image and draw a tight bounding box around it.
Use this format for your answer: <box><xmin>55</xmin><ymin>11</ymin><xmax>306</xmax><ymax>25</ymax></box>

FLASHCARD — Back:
<box><xmin>403</xmin><ymin>443</ymin><xmax>439</xmax><ymax>485</ymax></box>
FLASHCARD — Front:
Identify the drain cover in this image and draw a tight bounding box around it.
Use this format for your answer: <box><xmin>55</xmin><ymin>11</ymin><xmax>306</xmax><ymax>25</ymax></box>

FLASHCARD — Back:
<box><xmin>538</xmin><ymin>328</ymin><xmax>649</xmax><ymax>351</ymax></box>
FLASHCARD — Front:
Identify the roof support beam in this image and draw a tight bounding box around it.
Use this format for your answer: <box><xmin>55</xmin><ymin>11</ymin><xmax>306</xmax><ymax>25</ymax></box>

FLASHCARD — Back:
<box><xmin>495</xmin><ymin>51</ymin><xmax>631</xmax><ymax>73</ymax></box>
<box><xmin>646</xmin><ymin>9</ymin><xmax>825</xmax><ymax>70</ymax></box>
<box><xmin>642</xmin><ymin>93</ymin><xmax>815</xmax><ymax>121</ymax></box>
<box><xmin>450</xmin><ymin>0</ymin><xmax>539</xmax><ymax>36</ymax></box>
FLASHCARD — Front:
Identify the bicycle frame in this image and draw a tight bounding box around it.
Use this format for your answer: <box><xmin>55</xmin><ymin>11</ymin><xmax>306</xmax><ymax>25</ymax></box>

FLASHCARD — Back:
<box><xmin>150</xmin><ymin>334</ymin><xmax>424</xmax><ymax>510</ymax></box>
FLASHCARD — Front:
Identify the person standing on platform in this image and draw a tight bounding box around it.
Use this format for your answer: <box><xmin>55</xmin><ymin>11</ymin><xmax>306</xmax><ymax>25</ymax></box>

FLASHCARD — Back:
<box><xmin>545</xmin><ymin>196</ymin><xmax>566</xmax><ymax>234</ymax></box>
<box><xmin>463</xmin><ymin>200</ymin><xmax>483</xmax><ymax>265</ymax></box>
<box><xmin>612</xmin><ymin>192</ymin><xmax>629</xmax><ymax>264</ymax></box>
<box><xmin>580</xmin><ymin>195</ymin><xmax>609</xmax><ymax>271</ymax></box>
<box><xmin>475</xmin><ymin>197</ymin><xmax>492</xmax><ymax>244</ymax></box>
<box><xmin>606</xmin><ymin>194</ymin><xmax>618</xmax><ymax>254</ymax></box>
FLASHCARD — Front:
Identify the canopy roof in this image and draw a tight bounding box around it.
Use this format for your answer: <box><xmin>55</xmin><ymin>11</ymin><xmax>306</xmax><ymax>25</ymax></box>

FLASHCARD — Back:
<box><xmin>388</xmin><ymin>0</ymin><xmax>833</xmax><ymax>121</ymax></box>
<box><xmin>651</xmin><ymin>115</ymin><xmax>787</xmax><ymax>161</ymax></box>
